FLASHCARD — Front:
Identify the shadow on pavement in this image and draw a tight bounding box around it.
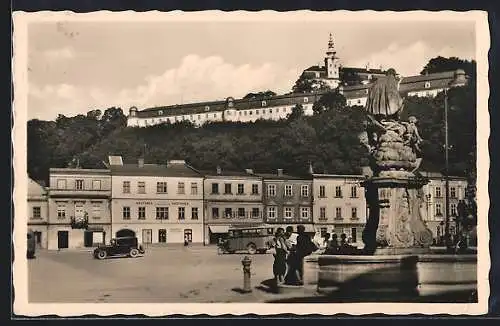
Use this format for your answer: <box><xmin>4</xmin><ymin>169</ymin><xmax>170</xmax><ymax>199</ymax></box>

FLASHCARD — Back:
<box><xmin>254</xmin><ymin>278</ymin><xmax>279</xmax><ymax>294</ymax></box>
<box><xmin>265</xmin><ymin>289</ymin><xmax>478</xmax><ymax>303</ymax></box>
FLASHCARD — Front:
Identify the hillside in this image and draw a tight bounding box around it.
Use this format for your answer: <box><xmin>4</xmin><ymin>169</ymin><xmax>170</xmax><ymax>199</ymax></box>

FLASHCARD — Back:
<box><xmin>27</xmin><ymin>78</ymin><xmax>476</xmax><ymax>186</ymax></box>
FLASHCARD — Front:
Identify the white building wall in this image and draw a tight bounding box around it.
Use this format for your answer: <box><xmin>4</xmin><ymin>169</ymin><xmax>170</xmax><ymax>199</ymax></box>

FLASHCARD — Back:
<box><xmin>111</xmin><ymin>174</ymin><xmax>205</xmax><ymax>244</ymax></box>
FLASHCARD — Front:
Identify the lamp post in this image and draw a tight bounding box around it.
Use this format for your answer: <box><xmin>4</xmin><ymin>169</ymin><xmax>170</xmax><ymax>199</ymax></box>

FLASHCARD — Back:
<box><xmin>444</xmin><ymin>87</ymin><xmax>452</xmax><ymax>252</ymax></box>
<box><xmin>443</xmin><ymin>76</ymin><xmax>461</xmax><ymax>253</ymax></box>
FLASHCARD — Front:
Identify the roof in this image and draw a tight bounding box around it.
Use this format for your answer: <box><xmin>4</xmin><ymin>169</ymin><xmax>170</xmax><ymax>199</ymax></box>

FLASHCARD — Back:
<box><xmin>341</xmin><ymin>67</ymin><xmax>386</xmax><ymax>75</ymax></box>
<box><xmin>28</xmin><ymin>178</ymin><xmax>48</xmax><ymax>198</ymax></box>
<box><xmin>134</xmin><ymin>92</ymin><xmax>322</xmax><ymax>118</ymax></box>
<box><xmin>200</xmin><ymin>169</ymin><xmax>262</xmax><ymax>178</ymax></box>
<box><xmin>400</xmin><ymin>71</ymin><xmax>455</xmax><ymax>84</ymax></box>
<box><xmin>304</xmin><ymin>65</ymin><xmax>326</xmax><ymax>72</ymax></box>
<box><xmin>418</xmin><ymin>171</ymin><xmax>467</xmax><ymax>180</ymax></box>
<box><xmin>110</xmin><ymin>162</ymin><xmax>203</xmax><ymax>178</ymax></box>
<box><xmin>312</xmin><ymin>174</ymin><xmax>365</xmax><ymax>179</ymax></box>
<box><xmin>49</xmin><ymin>168</ymin><xmax>110</xmax><ymax>176</ymax></box>
<box><xmin>256</xmin><ymin>172</ymin><xmax>312</xmax><ymax>181</ymax></box>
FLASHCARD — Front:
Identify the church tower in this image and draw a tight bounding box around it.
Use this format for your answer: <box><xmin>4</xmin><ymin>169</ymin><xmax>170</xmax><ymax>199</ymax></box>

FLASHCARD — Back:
<box><xmin>324</xmin><ymin>33</ymin><xmax>340</xmax><ymax>88</ymax></box>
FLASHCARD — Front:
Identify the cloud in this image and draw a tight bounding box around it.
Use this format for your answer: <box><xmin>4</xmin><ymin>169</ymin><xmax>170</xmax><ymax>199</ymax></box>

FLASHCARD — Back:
<box><xmin>28</xmin><ymin>55</ymin><xmax>299</xmax><ymax>120</ymax></box>
<box><xmin>345</xmin><ymin>41</ymin><xmax>475</xmax><ymax>76</ymax></box>
<box><xmin>43</xmin><ymin>47</ymin><xmax>75</xmax><ymax>60</ymax></box>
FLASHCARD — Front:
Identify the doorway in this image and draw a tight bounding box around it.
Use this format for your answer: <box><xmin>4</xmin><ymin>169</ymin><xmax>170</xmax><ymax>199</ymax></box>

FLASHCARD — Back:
<box><xmin>142</xmin><ymin>229</ymin><xmax>152</xmax><ymax>244</ymax></box>
<box><xmin>57</xmin><ymin>231</ymin><xmax>69</xmax><ymax>249</ymax></box>
<box><xmin>84</xmin><ymin>231</ymin><xmax>93</xmax><ymax>247</ymax></box>
<box><xmin>184</xmin><ymin>229</ymin><xmax>193</xmax><ymax>243</ymax></box>
<box><xmin>34</xmin><ymin>231</ymin><xmax>42</xmax><ymax>248</ymax></box>
<box><xmin>351</xmin><ymin>227</ymin><xmax>357</xmax><ymax>243</ymax></box>
<box><xmin>158</xmin><ymin>229</ymin><xmax>167</xmax><ymax>243</ymax></box>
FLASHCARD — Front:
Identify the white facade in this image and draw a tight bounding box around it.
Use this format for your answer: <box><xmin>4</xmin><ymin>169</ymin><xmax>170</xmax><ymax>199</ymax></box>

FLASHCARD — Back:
<box><xmin>407</xmin><ymin>88</ymin><xmax>442</xmax><ymax>98</ymax></box>
<box><xmin>28</xmin><ymin>178</ymin><xmax>49</xmax><ymax>249</ymax></box>
<box><xmin>419</xmin><ymin>174</ymin><xmax>468</xmax><ymax>242</ymax></box>
<box><xmin>127</xmin><ymin>102</ymin><xmax>315</xmax><ymax>128</ymax></box>
<box><xmin>111</xmin><ymin>172</ymin><xmax>205</xmax><ymax>244</ymax></box>
<box><xmin>312</xmin><ymin>174</ymin><xmax>367</xmax><ymax>247</ymax></box>
<box><xmin>346</xmin><ymin>97</ymin><xmax>368</xmax><ymax>107</ymax></box>
<box><xmin>47</xmin><ymin>168</ymin><xmax>112</xmax><ymax>250</ymax></box>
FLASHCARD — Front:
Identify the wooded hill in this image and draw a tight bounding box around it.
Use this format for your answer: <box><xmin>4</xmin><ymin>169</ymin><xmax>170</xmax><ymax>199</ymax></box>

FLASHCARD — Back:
<box><xmin>27</xmin><ymin>57</ymin><xmax>477</xmax><ymax>187</ymax></box>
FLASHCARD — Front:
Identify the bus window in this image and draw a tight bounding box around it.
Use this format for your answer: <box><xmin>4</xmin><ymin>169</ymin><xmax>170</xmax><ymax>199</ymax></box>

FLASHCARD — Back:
<box><xmin>267</xmin><ymin>228</ymin><xmax>274</xmax><ymax>235</ymax></box>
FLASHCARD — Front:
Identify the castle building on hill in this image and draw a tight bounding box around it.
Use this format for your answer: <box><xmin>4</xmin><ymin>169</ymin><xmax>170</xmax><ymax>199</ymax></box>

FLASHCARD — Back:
<box><xmin>127</xmin><ymin>93</ymin><xmax>319</xmax><ymax>128</ymax></box>
<box><xmin>126</xmin><ymin>34</ymin><xmax>469</xmax><ymax>128</ymax></box>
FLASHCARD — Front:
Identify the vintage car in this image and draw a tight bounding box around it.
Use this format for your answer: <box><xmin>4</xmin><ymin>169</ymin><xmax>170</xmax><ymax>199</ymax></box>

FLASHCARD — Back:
<box><xmin>93</xmin><ymin>236</ymin><xmax>145</xmax><ymax>260</ymax></box>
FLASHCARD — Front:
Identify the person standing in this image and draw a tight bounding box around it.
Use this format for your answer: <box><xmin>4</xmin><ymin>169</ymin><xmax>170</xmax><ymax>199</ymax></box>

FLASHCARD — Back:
<box><xmin>284</xmin><ymin>226</ymin><xmax>299</xmax><ymax>285</ymax></box>
<box><xmin>295</xmin><ymin>225</ymin><xmax>317</xmax><ymax>285</ymax></box>
<box><xmin>272</xmin><ymin>228</ymin><xmax>289</xmax><ymax>285</ymax></box>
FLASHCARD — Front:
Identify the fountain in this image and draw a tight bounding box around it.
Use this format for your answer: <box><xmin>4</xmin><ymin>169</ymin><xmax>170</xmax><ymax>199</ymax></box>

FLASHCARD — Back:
<box><xmin>308</xmin><ymin>69</ymin><xmax>477</xmax><ymax>302</ymax></box>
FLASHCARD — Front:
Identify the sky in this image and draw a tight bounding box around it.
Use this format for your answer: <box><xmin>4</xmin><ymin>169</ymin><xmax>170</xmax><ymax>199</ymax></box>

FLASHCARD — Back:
<box><xmin>26</xmin><ymin>18</ymin><xmax>476</xmax><ymax>121</ymax></box>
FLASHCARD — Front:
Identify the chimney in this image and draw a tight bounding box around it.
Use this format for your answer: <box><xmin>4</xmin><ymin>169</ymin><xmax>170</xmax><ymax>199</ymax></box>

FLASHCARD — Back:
<box><xmin>308</xmin><ymin>162</ymin><xmax>314</xmax><ymax>175</ymax></box>
<box><xmin>245</xmin><ymin>168</ymin><xmax>254</xmax><ymax>174</ymax></box>
<box><xmin>138</xmin><ymin>158</ymin><xmax>144</xmax><ymax>168</ymax></box>
<box><xmin>216</xmin><ymin>165</ymin><xmax>222</xmax><ymax>175</ymax></box>
<box><xmin>277</xmin><ymin>169</ymin><xmax>284</xmax><ymax>176</ymax></box>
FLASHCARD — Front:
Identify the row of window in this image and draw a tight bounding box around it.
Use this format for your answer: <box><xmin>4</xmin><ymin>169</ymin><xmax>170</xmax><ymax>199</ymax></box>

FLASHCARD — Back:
<box><xmin>210</xmin><ymin>183</ymin><xmax>260</xmax><ymax>195</ymax></box>
<box><xmin>209</xmin><ymin>206</ymin><xmax>312</xmax><ymax>220</ymax></box>
<box><xmin>55</xmin><ymin>201</ymin><xmax>103</xmax><ymax>220</ymax></box>
<box><xmin>317</xmin><ymin>185</ymin><xmax>358</xmax><ymax>198</ymax></box>
<box><xmin>318</xmin><ymin>207</ymin><xmax>359</xmax><ymax>220</ymax></box>
<box><xmin>122</xmin><ymin>181</ymin><xmax>199</xmax><ymax>195</ymax></box>
<box><xmin>428</xmin><ymin>202</ymin><xmax>459</xmax><ymax>217</ymax></box>
<box><xmin>55</xmin><ymin>179</ymin><xmax>103</xmax><ymax>191</ymax></box>
<box><xmin>265</xmin><ymin>184</ymin><xmax>311</xmax><ymax>197</ymax></box>
<box><xmin>55</xmin><ymin>178</ymin><xmax>463</xmax><ymax>200</ymax></box>
<box><xmin>32</xmin><ymin>201</ymin><xmax>463</xmax><ymax>221</ymax></box>
<box><xmin>379</xmin><ymin>186</ymin><xmax>463</xmax><ymax>199</ymax></box>
<box><xmin>152</xmin><ymin>98</ymin><xmax>310</xmax><ymax>118</ymax></box>
<box><xmin>143</xmin><ymin>105</ymin><xmax>298</xmax><ymax>126</ymax></box>
<box><xmin>210</xmin><ymin>207</ymin><xmax>262</xmax><ymax>219</ymax></box>
<box><xmin>123</xmin><ymin>206</ymin><xmax>199</xmax><ymax>220</ymax></box>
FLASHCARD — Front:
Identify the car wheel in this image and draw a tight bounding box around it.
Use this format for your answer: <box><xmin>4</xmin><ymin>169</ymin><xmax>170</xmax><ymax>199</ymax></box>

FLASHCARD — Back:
<box><xmin>97</xmin><ymin>250</ymin><xmax>107</xmax><ymax>260</ymax></box>
<box><xmin>129</xmin><ymin>248</ymin><xmax>139</xmax><ymax>258</ymax></box>
<box><xmin>247</xmin><ymin>243</ymin><xmax>257</xmax><ymax>255</ymax></box>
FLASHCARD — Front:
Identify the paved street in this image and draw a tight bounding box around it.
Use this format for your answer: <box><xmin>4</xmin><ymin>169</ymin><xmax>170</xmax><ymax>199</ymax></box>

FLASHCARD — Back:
<box><xmin>28</xmin><ymin>245</ymin><xmax>316</xmax><ymax>303</ymax></box>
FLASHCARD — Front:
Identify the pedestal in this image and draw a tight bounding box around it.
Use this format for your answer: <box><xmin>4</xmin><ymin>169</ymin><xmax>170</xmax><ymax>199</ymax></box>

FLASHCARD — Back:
<box><xmin>362</xmin><ymin>175</ymin><xmax>434</xmax><ymax>255</ymax></box>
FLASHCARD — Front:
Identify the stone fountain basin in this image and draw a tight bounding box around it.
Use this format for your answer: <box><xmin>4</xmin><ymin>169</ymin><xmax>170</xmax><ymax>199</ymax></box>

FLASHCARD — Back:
<box><xmin>304</xmin><ymin>253</ymin><xmax>477</xmax><ymax>299</ymax></box>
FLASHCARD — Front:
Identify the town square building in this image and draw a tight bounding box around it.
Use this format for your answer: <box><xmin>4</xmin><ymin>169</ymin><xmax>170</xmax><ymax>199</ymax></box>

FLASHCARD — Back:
<box><xmin>47</xmin><ymin>168</ymin><xmax>111</xmax><ymax>250</ymax></box>
<box><xmin>28</xmin><ymin>178</ymin><xmax>49</xmax><ymax>249</ymax></box>
<box><xmin>108</xmin><ymin>156</ymin><xmax>204</xmax><ymax>245</ymax></box>
<box><xmin>419</xmin><ymin>172</ymin><xmax>468</xmax><ymax>244</ymax></box>
<box><xmin>202</xmin><ymin>167</ymin><xmax>264</xmax><ymax>244</ymax></box>
<box><xmin>312</xmin><ymin>174</ymin><xmax>367</xmax><ymax>247</ymax></box>
<box><xmin>259</xmin><ymin>169</ymin><xmax>314</xmax><ymax>233</ymax></box>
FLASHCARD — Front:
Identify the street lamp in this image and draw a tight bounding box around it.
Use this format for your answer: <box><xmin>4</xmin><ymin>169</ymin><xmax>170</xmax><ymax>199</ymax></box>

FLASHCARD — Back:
<box><xmin>443</xmin><ymin>76</ymin><xmax>462</xmax><ymax>253</ymax></box>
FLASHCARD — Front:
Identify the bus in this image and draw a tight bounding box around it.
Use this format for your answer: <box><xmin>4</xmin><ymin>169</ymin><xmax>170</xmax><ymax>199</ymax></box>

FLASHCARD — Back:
<box><xmin>218</xmin><ymin>225</ymin><xmax>275</xmax><ymax>254</ymax></box>
<box><xmin>27</xmin><ymin>229</ymin><xmax>36</xmax><ymax>259</ymax></box>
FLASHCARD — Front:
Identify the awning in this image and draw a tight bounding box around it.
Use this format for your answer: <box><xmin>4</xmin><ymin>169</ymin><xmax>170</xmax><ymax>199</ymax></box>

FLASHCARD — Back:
<box><xmin>209</xmin><ymin>225</ymin><xmax>230</xmax><ymax>233</ymax></box>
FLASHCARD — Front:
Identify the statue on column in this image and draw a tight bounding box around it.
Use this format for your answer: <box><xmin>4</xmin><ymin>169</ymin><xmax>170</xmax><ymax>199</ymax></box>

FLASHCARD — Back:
<box><xmin>359</xmin><ymin>68</ymin><xmax>433</xmax><ymax>254</ymax></box>
<box><xmin>358</xmin><ymin>68</ymin><xmax>423</xmax><ymax>178</ymax></box>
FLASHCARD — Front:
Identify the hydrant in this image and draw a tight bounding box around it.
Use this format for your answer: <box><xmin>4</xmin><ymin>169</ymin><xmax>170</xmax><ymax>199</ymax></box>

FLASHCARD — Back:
<box><xmin>241</xmin><ymin>256</ymin><xmax>252</xmax><ymax>293</ymax></box>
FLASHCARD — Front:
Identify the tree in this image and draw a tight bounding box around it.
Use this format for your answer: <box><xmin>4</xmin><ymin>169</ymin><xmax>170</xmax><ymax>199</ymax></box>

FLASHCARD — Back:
<box><xmin>312</xmin><ymin>90</ymin><xmax>347</xmax><ymax>115</ymax></box>
<box><xmin>340</xmin><ymin>69</ymin><xmax>363</xmax><ymax>86</ymax></box>
<box><xmin>420</xmin><ymin>56</ymin><xmax>476</xmax><ymax>77</ymax></box>
<box><xmin>287</xmin><ymin>104</ymin><xmax>304</xmax><ymax>121</ymax></box>
<box><xmin>243</xmin><ymin>90</ymin><xmax>276</xmax><ymax>99</ymax></box>
<box><xmin>292</xmin><ymin>73</ymin><xmax>331</xmax><ymax>93</ymax></box>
